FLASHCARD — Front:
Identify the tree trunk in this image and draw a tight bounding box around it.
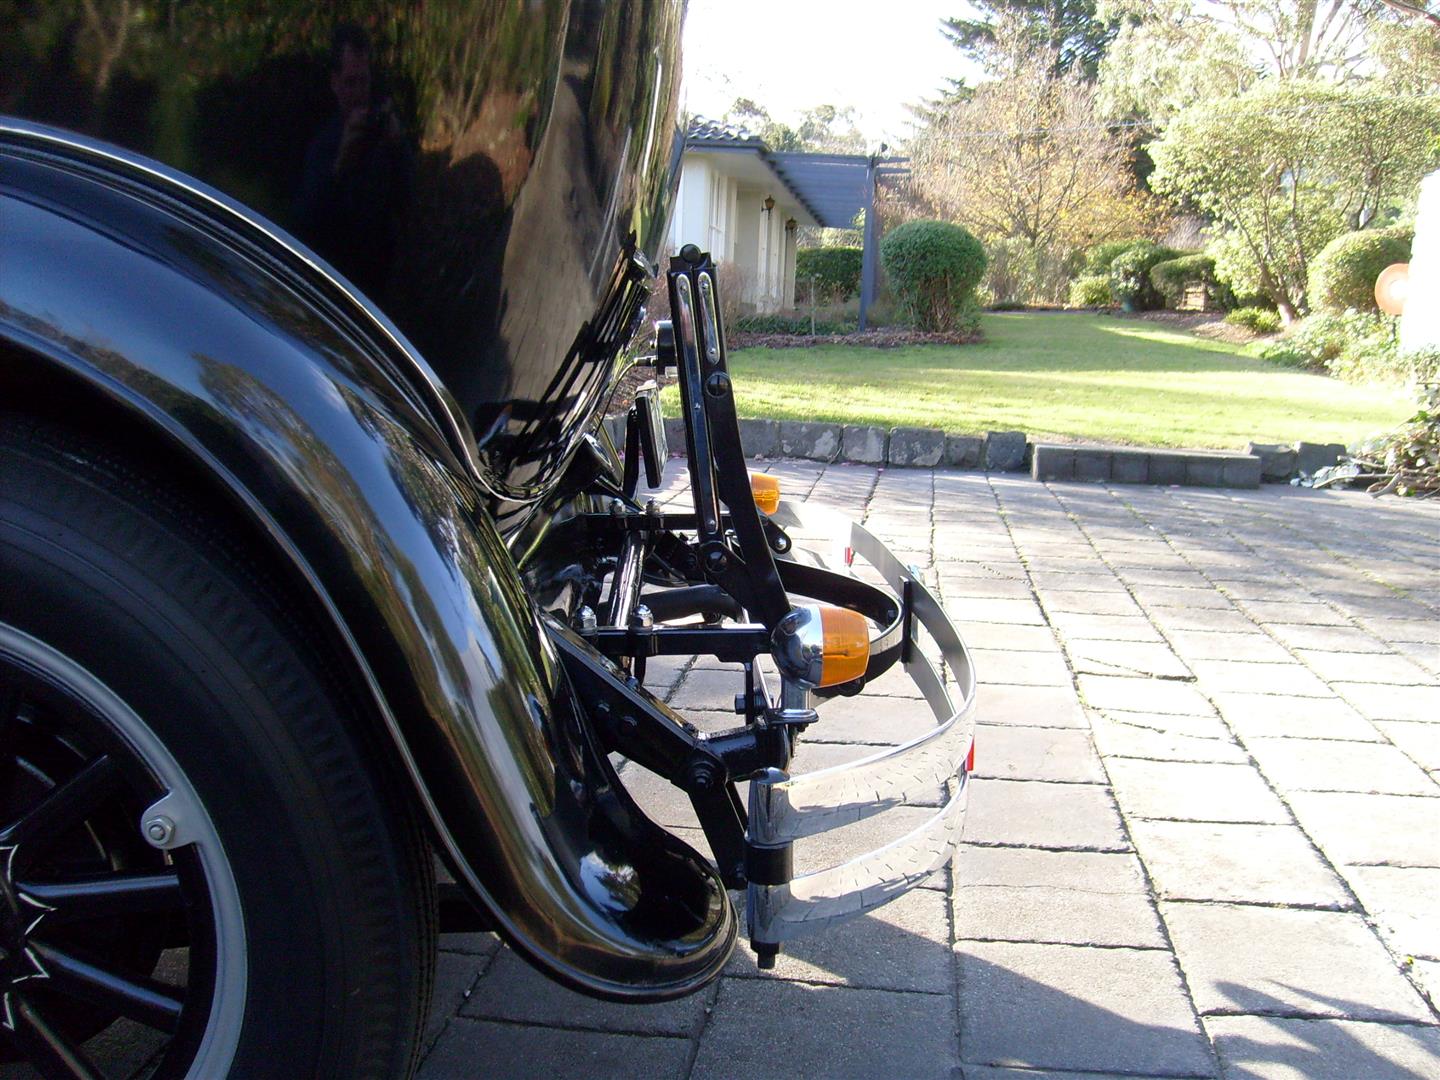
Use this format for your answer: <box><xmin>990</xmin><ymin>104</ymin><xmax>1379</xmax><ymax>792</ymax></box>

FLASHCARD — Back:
<box><xmin>1277</xmin><ymin>299</ymin><xmax>1300</xmax><ymax>327</ymax></box>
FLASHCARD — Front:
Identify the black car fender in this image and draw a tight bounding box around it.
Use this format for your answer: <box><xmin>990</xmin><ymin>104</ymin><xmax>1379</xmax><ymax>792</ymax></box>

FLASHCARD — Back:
<box><xmin>0</xmin><ymin>122</ymin><xmax>735</xmax><ymax>1001</ymax></box>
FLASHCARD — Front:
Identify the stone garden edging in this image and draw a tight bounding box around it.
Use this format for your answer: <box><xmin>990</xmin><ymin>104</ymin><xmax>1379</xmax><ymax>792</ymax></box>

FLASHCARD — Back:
<box><xmin>614</xmin><ymin>416</ymin><xmax>1347</xmax><ymax>490</ymax></box>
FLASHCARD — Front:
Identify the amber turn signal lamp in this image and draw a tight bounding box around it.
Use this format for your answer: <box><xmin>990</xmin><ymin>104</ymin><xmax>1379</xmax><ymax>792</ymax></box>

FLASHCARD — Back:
<box><xmin>750</xmin><ymin>472</ymin><xmax>781</xmax><ymax>515</ymax></box>
<box><xmin>817</xmin><ymin>605</ymin><xmax>870</xmax><ymax>687</ymax></box>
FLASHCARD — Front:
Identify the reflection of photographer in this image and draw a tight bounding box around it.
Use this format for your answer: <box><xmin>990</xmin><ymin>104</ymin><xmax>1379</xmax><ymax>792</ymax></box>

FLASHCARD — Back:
<box><xmin>294</xmin><ymin>24</ymin><xmax>412</xmax><ymax>298</ymax></box>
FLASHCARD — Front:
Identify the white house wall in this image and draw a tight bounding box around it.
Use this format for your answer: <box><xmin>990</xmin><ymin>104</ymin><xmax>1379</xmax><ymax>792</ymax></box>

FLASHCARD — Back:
<box><xmin>668</xmin><ymin>150</ymin><xmax>811</xmax><ymax>314</ymax></box>
<box><xmin>669</xmin><ymin>157</ymin><xmax>712</xmax><ymax>255</ymax></box>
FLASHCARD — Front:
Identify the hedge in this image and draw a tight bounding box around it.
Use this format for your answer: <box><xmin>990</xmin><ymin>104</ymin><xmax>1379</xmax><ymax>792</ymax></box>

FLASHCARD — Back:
<box><xmin>796</xmin><ymin>246</ymin><xmax>863</xmax><ymax>302</ymax></box>
<box><xmin>1309</xmin><ymin>227</ymin><xmax>1413</xmax><ymax>314</ymax></box>
<box><xmin>880</xmin><ymin>220</ymin><xmax>987</xmax><ymax>332</ymax></box>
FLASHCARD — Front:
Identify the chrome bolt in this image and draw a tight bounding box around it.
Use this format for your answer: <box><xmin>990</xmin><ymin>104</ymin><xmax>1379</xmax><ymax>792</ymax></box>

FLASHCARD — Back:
<box><xmin>144</xmin><ymin>815</ymin><xmax>176</xmax><ymax>847</ymax></box>
<box><xmin>609</xmin><ymin>498</ymin><xmax>625</xmax><ymax>516</ymax></box>
<box><xmin>576</xmin><ymin>606</ymin><xmax>598</xmax><ymax>632</ymax></box>
<box><xmin>645</xmin><ymin>499</ymin><xmax>661</xmax><ymax>516</ymax></box>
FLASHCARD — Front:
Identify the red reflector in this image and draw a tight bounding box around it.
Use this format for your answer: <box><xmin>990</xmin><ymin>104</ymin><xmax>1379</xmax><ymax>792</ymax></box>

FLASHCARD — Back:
<box><xmin>844</xmin><ymin>546</ymin><xmax>855</xmax><ymax>567</ymax></box>
<box><xmin>965</xmin><ymin>739</ymin><xmax>975</xmax><ymax>774</ymax></box>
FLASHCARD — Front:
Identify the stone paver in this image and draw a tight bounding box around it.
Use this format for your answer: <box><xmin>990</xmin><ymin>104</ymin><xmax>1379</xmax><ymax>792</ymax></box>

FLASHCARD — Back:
<box><xmin>418</xmin><ymin>461</ymin><xmax>1440</xmax><ymax>1080</ymax></box>
<box><xmin>1105</xmin><ymin>759</ymin><xmax>1291</xmax><ymax>824</ymax></box>
<box><xmin>1129</xmin><ymin>821</ymin><xmax>1351</xmax><ymax>908</ymax></box>
<box><xmin>1206</xmin><ymin>1016</ymin><xmax>1440</xmax><ymax>1080</ymax></box>
<box><xmin>1287</xmin><ymin>791</ymin><xmax>1440</xmax><ymax>866</ymax></box>
<box><xmin>1163</xmin><ymin>904</ymin><xmax>1433</xmax><ymax>1022</ymax></box>
<box><xmin>958</xmin><ymin>941</ymin><xmax>1214</xmax><ymax>1076</ymax></box>
<box><xmin>691</xmin><ymin>980</ymin><xmax>959</xmax><ymax>1080</ymax></box>
<box><xmin>1090</xmin><ymin>710</ymin><xmax>1249</xmax><ymax>764</ymax></box>
<box><xmin>955</xmin><ymin>846</ymin><xmax>1165</xmax><ymax>948</ymax></box>
<box><xmin>964</xmin><ymin>778</ymin><xmax>1128</xmax><ymax>850</ymax></box>
<box><xmin>970</xmin><ymin>724</ymin><xmax>1107</xmax><ymax>784</ymax></box>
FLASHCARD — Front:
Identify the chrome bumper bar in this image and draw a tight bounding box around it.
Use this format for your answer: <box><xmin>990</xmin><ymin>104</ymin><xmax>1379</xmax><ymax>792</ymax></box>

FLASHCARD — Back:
<box><xmin>746</xmin><ymin>500</ymin><xmax>977</xmax><ymax>945</ymax></box>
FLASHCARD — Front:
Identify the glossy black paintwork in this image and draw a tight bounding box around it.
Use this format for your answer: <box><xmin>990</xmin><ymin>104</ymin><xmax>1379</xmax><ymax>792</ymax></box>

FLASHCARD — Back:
<box><xmin>0</xmin><ymin>0</ymin><xmax>683</xmax><ymax>507</ymax></box>
<box><xmin>0</xmin><ymin>135</ymin><xmax>735</xmax><ymax>999</ymax></box>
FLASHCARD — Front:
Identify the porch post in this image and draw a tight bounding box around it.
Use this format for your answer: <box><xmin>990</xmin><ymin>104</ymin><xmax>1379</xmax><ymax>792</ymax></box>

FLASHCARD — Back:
<box><xmin>858</xmin><ymin>154</ymin><xmax>878</xmax><ymax>331</ymax></box>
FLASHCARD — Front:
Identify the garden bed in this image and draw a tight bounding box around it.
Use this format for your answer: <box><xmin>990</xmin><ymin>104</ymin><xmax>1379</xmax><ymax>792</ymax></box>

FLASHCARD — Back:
<box><xmin>729</xmin><ymin>327</ymin><xmax>982</xmax><ymax>350</ymax></box>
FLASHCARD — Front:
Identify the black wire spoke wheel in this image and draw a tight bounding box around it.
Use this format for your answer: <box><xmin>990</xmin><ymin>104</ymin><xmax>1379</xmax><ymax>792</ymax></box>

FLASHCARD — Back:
<box><xmin>0</xmin><ymin>634</ymin><xmax>243</xmax><ymax>1080</ymax></box>
<box><xmin>1</xmin><ymin>416</ymin><xmax>434</xmax><ymax>1080</ymax></box>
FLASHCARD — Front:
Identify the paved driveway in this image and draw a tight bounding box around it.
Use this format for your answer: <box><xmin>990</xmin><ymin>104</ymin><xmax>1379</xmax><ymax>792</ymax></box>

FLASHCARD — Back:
<box><xmin>422</xmin><ymin>462</ymin><xmax>1440</xmax><ymax>1079</ymax></box>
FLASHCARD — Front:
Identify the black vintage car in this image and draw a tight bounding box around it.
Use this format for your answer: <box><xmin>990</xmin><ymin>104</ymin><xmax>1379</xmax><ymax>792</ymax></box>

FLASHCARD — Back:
<box><xmin>0</xmin><ymin>3</ymin><xmax>974</xmax><ymax>1077</ymax></box>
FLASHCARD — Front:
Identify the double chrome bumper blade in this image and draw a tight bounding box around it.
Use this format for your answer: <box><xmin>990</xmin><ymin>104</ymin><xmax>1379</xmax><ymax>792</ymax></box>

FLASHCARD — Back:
<box><xmin>747</xmin><ymin>501</ymin><xmax>977</xmax><ymax>945</ymax></box>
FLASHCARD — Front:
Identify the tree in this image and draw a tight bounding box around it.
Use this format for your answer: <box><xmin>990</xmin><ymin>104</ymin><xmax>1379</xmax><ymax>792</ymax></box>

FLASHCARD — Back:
<box><xmin>722</xmin><ymin>98</ymin><xmax>865</xmax><ymax>153</ymax></box>
<box><xmin>1097</xmin><ymin>1</ymin><xmax>1440</xmax><ymax>118</ymax></box>
<box><xmin>1096</xmin><ymin>1</ymin><xmax>1259</xmax><ymax>119</ymax></box>
<box><xmin>943</xmin><ymin>1</ymin><xmax>1117</xmax><ymax>78</ymax></box>
<box><xmin>910</xmin><ymin>32</ymin><xmax>1157</xmax><ymax>256</ymax></box>
<box><xmin>1149</xmin><ymin>79</ymin><xmax>1440</xmax><ymax>321</ymax></box>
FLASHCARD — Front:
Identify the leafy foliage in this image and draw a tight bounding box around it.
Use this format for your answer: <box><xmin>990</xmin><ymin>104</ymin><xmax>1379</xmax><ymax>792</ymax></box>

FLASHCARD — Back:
<box><xmin>1258</xmin><ymin>310</ymin><xmax>1438</xmax><ymax>385</ymax></box>
<box><xmin>1346</xmin><ymin>383</ymin><xmax>1440</xmax><ymax>497</ymax></box>
<box><xmin>1068</xmin><ymin>274</ymin><xmax>1115</xmax><ymax>307</ymax></box>
<box><xmin>1082</xmin><ymin>239</ymin><xmax>1143</xmax><ymax>275</ymax></box>
<box><xmin>910</xmin><ymin>27</ymin><xmax>1160</xmax><ymax>307</ymax></box>
<box><xmin>1150</xmin><ymin>80</ymin><xmax>1440</xmax><ymax>322</ymax></box>
<box><xmin>880</xmin><ymin>220</ymin><xmax>988</xmax><ymax>332</ymax></box>
<box><xmin>1225</xmin><ymin>306</ymin><xmax>1283</xmax><ymax>334</ymax></box>
<box><xmin>983</xmin><ymin>237</ymin><xmax>1085</xmax><ymax>307</ymax></box>
<box><xmin>723</xmin><ymin>99</ymin><xmax>866</xmax><ymax>153</ymax></box>
<box><xmin>795</xmin><ymin>247</ymin><xmax>864</xmax><ymax>303</ymax></box>
<box><xmin>1309</xmin><ymin>227</ymin><xmax>1414</xmax><ymax>314</ymax></box>
<box><xmin>1108</xmin><ymin>241</ymin><xmax>1181</xmax><ymax>309</ymax></box>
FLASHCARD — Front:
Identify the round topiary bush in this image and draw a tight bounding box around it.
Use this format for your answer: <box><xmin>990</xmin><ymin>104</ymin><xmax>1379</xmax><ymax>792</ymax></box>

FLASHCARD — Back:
<box><xmin>796</xmin><ymin>246</ymin><xmax>863</xmax><ymax>302</ymax></box>
<box><xmin>1068</xmin><ymin>274</ymin><xmax>1114</xmax><ymax>308</ymax></box>
<box><xmin>1108</xmin><ymin>241</ymin><xmax>1181</xmax><ymax>310</ymax></box>
<box><xmin>880</xmin><ymin>220</ymin><xmax>987</xmax><ymax>332</ymax></box>
<box><xmin>1309</xmin><ymin>227</ymin><xmax>1413</xmax><ymax>314</ymax></box>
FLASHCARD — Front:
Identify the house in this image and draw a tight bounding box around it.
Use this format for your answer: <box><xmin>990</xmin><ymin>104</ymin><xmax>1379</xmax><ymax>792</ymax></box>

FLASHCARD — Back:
<box><xmin>667</xmin><ymin>118</ymin><xmax>886</xmax><ymax>316</ymax></box>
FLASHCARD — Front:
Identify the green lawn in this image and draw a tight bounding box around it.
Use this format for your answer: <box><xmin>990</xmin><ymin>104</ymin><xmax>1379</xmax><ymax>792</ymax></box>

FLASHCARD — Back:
<box><xmin>662</xmin><ymin>313</ymin><xmax>1414</xmax><ymax>450</ymax></box>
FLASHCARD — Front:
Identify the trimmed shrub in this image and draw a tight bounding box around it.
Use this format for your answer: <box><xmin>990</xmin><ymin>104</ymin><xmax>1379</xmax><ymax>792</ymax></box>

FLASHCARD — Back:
<box><xmin>1082</xmin><ymin>239</ymin><xmax>1142</xmax><ymax>275</ymax></box>
<box><xmin>1149</xmin><ymin>252</ymin><xmax>1222</xmax><ymax>309</ymax></box>
<box><xmin>880</xmin><ymin>220</ymin><xmax>987</xmax><ymax>332</ymax></box>
<box><xmin>795</xmin><ymin>246</ymin><xmax>863</xmax><ymax>303</ymax></box>
<box><xmin>1225</xmin><ymin>306</ymin><xmax>1282</xmax><ymax>335</ymax></box>
<box><xmin>1108</xmin><ymin>241</ymin><xmax>1182</xmax><ymax>310</ymax></box>
<box><xmin>1068</xmin><ymin>274</ymin><xmax>1114</xmax><ymax>308</ymax></box>
<box><xmin>1309</xmin><ymin>227</ymin><xmax>1413</xmax><ymax>314</ymax></box>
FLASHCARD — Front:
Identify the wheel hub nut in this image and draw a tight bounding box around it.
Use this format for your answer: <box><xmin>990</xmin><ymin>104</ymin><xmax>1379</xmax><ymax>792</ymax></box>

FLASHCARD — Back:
<box><xmin>144</xmin><ymin>815</ymin><xmax>176</xmax><ymax>847</ymax></box>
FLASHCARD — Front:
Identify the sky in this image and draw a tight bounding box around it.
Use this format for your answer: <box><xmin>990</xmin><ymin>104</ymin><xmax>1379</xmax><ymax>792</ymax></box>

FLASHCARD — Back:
<box><xmin>680</xmin><ymin>0</ymin><xmax>982</xmax><ymax>149</ymax></box>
